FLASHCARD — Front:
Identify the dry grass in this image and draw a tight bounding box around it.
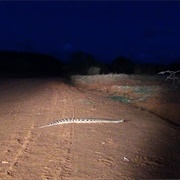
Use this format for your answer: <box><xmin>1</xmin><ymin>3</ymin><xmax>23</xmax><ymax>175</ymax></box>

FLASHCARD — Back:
<box><xmin>71</xmin><ymin>74</ymin><xmax>180</xmax><ymax>125</ymax></box>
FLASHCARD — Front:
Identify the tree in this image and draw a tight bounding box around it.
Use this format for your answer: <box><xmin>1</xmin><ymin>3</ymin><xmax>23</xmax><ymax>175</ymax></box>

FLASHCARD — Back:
<box><xmin>110</xmin><ymin>56</ymin><xmax>134</xmax><ymax>74</ymax></box>
<box><xmin>67</xmin><ymin>51</ymin><xmax>97</xmax><ymax>75</ymax></box>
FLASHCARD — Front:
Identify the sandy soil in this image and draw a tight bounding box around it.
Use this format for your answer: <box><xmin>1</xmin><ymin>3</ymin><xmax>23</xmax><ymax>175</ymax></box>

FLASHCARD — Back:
<box><xmin>0</xmin><ymin>76</ymin><xmax>179</xmax><ymax>180</ymax></box>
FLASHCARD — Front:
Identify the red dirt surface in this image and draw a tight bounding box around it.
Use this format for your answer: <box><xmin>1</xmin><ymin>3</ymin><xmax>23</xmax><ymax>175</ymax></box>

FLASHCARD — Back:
<box><xmin>0</xmin><ymin>76</ymin><xmax>179</xmax><ymax>180</ymax></box>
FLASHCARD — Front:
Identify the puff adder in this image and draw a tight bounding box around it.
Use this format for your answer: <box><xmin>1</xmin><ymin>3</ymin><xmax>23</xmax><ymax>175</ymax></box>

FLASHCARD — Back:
<box><xmin>39</xmin><ymin>118</ymin><xmax>125</xmax><ymax>128</ymax></box>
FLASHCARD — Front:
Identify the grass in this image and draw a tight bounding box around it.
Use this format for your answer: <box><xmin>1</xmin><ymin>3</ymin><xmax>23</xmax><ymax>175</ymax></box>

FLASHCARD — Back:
<box><xmin>110</xmin><ymin>96</ymin><xmax>131</xmax><ymax>103</ymax></box>
<box><xmin>134</xmin><ymin>86</ymin><xmax>152</xmax><ymax>94</ymax></box>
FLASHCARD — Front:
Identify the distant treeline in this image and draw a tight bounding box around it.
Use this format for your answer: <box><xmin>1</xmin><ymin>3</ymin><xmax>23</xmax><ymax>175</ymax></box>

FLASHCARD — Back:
<box><xmin>0</xmin><ymin>50</ymin><xmax>179</xmax><ymax>77</ymax></box>
<box><xmin>0</xmin><ymin>50</ymin><xmax>64</xmax><ymax>77</ymax></box>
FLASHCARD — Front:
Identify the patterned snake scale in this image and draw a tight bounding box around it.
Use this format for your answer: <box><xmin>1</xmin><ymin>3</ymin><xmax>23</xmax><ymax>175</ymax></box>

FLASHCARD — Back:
<box><xmin>39</xmin><ymin>118</ymin><xmax>125</xmax><ymax>128</ymax></box>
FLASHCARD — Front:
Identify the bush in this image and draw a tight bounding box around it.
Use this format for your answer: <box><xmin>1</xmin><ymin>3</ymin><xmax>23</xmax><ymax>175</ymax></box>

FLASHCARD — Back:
<box><xmin>110</xmin><ymin>56</ymin><xmax>134</xmax><ymax>74</ymax></box>
<box><xmin>87</xmin><ymin>66</ymin><xmax>101</xmax><ymax>75</ymax></box>
<box><xmin>67</xmin><ymin>51</ymin><xmax>98</xmax><ymax>75</ymax></box>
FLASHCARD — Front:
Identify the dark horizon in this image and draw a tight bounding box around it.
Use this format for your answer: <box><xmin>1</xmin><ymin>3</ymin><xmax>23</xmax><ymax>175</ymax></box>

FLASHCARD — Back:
<box><xmin>0</xmin><ymin>1</ymin><xmax>180</xmax><ymax>65</ymax></box>
<box><xmin>0</xmin><ymin>48</ymin><xmax>180</xmax><ymax>66</ymax></box>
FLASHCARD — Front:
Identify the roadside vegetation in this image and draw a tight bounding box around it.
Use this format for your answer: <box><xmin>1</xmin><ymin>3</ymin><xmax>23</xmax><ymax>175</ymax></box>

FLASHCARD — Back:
<box><xmin>0</xmin><ymin>50</ymin><xmax>180</xmax><ymax>79</ymax></box>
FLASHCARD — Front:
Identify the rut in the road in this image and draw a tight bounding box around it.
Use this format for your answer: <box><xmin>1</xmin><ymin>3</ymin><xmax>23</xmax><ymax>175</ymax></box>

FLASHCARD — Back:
<box><xmin>39</xmin><ymin>118</ymin><xmax>125</xmax><ymax>128</ymax></box>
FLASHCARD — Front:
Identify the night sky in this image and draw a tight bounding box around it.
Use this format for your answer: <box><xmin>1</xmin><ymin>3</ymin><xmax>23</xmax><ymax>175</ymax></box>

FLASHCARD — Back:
<box><xmin>0</xmin><ymin>1</ymin><xmax>180</xmax><ymax>64</ymax></box>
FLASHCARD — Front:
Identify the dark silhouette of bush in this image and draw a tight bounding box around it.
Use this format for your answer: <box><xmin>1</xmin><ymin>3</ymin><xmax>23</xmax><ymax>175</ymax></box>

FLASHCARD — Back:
<box><xmin>169</xmin><ymin>61</ymin><xmax>180</xmax><ymax>71</ymax></box>
<box><xmin>110</xmin><ymin>56</ymin><xmax>134</xmax><ymax>74</ymax></box>
<box><xmin>133</xmin><ymin>64</ymin><xmax>144</xmax><ymax>74</ymax></box>
<box><xmin>133</xmin><ymin>63</ymin><xmax>159</xmax><ymax>75</ymax></box>
<box><xmin>98</xmin><ymin>62</ymin><xmax>110</xmax><ymax>74</ymax></box>
<box><xmin>133</xmin><ymin>63</ymin><xmax>167</xmax><ymax>75</ymax></box>
<box><xmin>0</xmin><ymin>50</ymin><xmax>64</xmax><ymax>77</ymax></box>
<box><xmin>66</xmin><ymin>51</ymin><xmax>98</xmax><ymax>75</ymax></box>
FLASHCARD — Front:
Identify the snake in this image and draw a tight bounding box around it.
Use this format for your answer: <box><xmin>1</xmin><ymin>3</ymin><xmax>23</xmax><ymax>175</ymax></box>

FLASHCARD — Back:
<box><xmin>39</xmin><ymin>118</ymin><xmax>125</xmax><ymax>128</ymax></box>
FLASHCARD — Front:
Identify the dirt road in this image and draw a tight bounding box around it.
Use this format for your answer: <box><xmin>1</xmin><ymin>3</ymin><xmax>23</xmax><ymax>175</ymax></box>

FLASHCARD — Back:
<box><xmin>0</xmin><ymin>78</ymin><xmax>179</xmax><ymax>180</ymax></box>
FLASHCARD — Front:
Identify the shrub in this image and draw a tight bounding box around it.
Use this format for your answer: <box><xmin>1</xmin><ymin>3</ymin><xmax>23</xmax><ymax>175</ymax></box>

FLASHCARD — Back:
<box><xmin>110</xmin><ymin>56</ymin><xmax>134</xmax><ymax>74</ymax></box>
<box><xmin>87</xmin><ymin>66</ymin><xmax>101</xmax><ymax>75</ymax></box>
<box><xmin>67</xmin><ymin>51</ymin><xmax>97</xmax><ymax>75</ymax></box>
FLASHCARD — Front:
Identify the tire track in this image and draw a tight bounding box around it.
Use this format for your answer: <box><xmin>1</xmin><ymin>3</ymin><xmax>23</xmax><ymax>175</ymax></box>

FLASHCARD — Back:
<box><xmin>2</xmin><ymin>80</ymin><xmax>44</xmax><ymax>177</ymax></box>
<box><xmin>40</xmin><ymin>82</ymin><xmax>75</xmax><ymax>180</ymax></box>
<box><xmin>40</xmin><ymin>83</ymin><xmax>64</xmax><ymax>180</ymax></box>
<box><xmin>0</xmin><ymin>79</ymin><xmax>71</xmax><ymax>179</ymax></box>
<box><xmin>4</xmin><ymin>80</ymin><xmax>75</xmax><ymax>179</ymax></box>
<box><xmin>8</xmin><ymin>124</ymin><xmax>35</xmax><ymax>173</ymax></box>
<box><xmin>58</xmin><ymin>84</ymin><xmax>75</xmax><ymax>180</ymax></box>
